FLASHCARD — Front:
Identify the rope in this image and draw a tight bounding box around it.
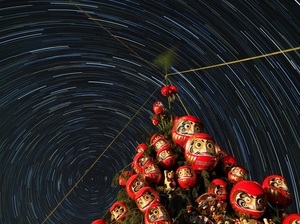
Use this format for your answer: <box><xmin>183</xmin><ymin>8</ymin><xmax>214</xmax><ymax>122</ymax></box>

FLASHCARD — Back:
<box><xmin>176</xmin><ymin>93</ymin><xmax>190</xmax><ymax>115</ymax></box>
<box><xmin>165</xmin><ymin>46</ymin><xmax>300</xmax><ymax>78</ymax></box>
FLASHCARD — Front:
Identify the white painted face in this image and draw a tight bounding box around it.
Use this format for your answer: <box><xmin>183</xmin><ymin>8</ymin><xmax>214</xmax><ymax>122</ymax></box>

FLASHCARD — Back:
<box><xmin>230</xmin><ymin>167</ymin><xmax>247</xmax><ymax>178</ymax></box>
<box><xmin>148</xmin><ymin>205</ymin><xmax>169</xmax><ymax>222</ymax></box>
<box><xmin>136</xmin><ymin>190</ymin><xmax>155</xmax><ymax>210</ymax></box>
<box><xmin>138</xmin><ymin>154</ymin><xmax>150</xmax><ymax>166</ymax></box>
<box><xmin>213</xmin><ymin>185</ymin><xmax>227</xmax><ymax>199</ymax></box>
<box><xmin>158</xmin><ymin>149</ymin><xmax>172</xmax><ymax>161</ymax></box>
<box><xmin>187</xmin><ymin>138</ymin><xmax>215</xmax><ymax>156</ymax></box>
<box><xmin>111</xmin><ymin>205</ymin><xmax>125</xmax><ymax>221</ymax></box>
<box><xmin>177</xmin><ymin>167</ymin><xmax>193</xmax><ymax>178</ymax></box>
<box><xmin>176</xmin><ymin>119</ymin><xmax>202</xmax><ymax>135</ymax></box>
<box><xmin>269</xmin><ymin>177</ymin><xmax>288</xmax><ymax>191</ymax></box>
<box><xmin>235</xmin><ymin>192</ymin><xmax>265</xmax><ymax>211</ymax></box>
<box><xmin>131</xmin><ymin>177</ymin><xmax>145</xmax><ymax>193</ymax></box>
<box><xmin>144</xmin><ymin>163</ymin><xmax>158</xmax><ymax>173</ymax></box>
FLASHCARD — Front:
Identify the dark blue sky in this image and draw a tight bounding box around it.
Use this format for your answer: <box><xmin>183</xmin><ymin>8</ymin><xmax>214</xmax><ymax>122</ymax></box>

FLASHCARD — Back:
<box><xmin>0</xmin><ymin>0</ymin><xmax>299</xmax><ymax>223</ymax></box>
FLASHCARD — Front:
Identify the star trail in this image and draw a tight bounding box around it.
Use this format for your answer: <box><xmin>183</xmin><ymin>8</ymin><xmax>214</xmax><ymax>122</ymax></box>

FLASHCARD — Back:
<box><xmin>0</xmin><ymin>0</ymin><xmax>299</xmax><ymax>223</ymax></box>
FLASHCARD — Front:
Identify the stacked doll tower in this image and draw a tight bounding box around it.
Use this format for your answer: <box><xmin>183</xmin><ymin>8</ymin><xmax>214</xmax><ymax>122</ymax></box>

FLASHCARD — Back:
<box><xmin>92</xmin><ymin>84</ymin><xmax>299</xmax><ymax>224</ymax></box>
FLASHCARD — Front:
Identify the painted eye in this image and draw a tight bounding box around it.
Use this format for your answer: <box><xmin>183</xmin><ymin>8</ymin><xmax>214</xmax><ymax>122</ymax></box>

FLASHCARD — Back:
<box><xmin>179</xmin><ymin>170</ymin><xmax>183</xmax><ymax>176</ymax></box>
<box><xmin>276</xmin><ymin>179</ymin><xmax>282</xmax><ymax>185</ymax></box>
<box><xmin>184</xmin><ymin>123</ymin><xmax>191</xmax><ymax>129</ymax></box>
<box><xmin>257</xmin><ymin>198</ymin><xmax>263</xmax><ymax>205</ymax></box>
<box><xmin>196</xmin><ymin>142</ymin><xmax>202</xmax><ymax>147</ymax></box>
<box><xmin>194</xmin><ymin>124</ymin><xmax>201</xmax><ymax>132</ymax></box>
<box><xmin>215</xmin><ymin>186</ymin><xmax>222</xmax><ymax>195</ymax></box>
<box><xmin>244</xmin><ymin>197</ymin><xmax>251</xmax><ymax>203</ymax></box>
<box><xmin>186</xmin><ymin>169</ymin><xmax>191</xmax><ymax>175</ymax></box>
<box><xmin>207</xmin><ymin>143</ymin><xmax>213</xmax><ymax>149</ymax></box>
<box><xmin>145</xmin><ymin>194</ymin><xmax>150</xmax><ymax>200</ymax></box>
<box><xmin>215</xmin><ymin>187</ymin><xmax>220</xmax><ymax>194</ymax></box>
<box><xmin>139</xmin><ymin>158</ymin><xmax>144</xmax><ymax>164</ymax></box>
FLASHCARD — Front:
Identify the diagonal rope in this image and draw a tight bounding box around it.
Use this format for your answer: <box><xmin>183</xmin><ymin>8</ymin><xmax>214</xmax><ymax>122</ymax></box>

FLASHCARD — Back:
<box><xmin>165</xmin><ymin>46</ymin><xmax>300</xmax><ymax>79</ymax></box>
<box><xmin>176</xmin><ymin>93</ymin><xmax>190</xmax><ymax>115</ymax></box>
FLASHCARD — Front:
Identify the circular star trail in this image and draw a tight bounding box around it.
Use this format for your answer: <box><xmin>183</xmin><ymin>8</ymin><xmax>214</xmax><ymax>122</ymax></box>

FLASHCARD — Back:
<box><xmin>0</xmin><ymin>0</ymin><xmax>299</xmax><ymax>223</ymax></box>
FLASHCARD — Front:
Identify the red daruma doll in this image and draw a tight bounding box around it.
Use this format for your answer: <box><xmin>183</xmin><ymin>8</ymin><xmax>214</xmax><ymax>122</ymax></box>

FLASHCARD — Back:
<box><xmin>171</xmin><ymin>115</ymin><xmax>204</xmax><ymax>149</ymax></box>
<box><xmin>136</xmin><ymin>143</ymin><xmax>148</xmax><ymax>153</ymax></box>
<box><xmin>184</xmin><ymin>133</ymin><xmax>219</xmax><ymax>172</ymax></box>
<box><xmin>176</xmin><ymin>165</ymin><xmax>197</xmax><ymax>189</ymax></box>
<box><xmin>230</xmin><ymin>180</ymin><xmax>267</xmax><ymax>219</ymax></box>
<box><xmin>262</xmin><ymin>174</ymin><xmax>292</xmax><ymax>209</ymax></box>
<box><xmin>220</xmin><ymin>155</ymin><xmax>237</xmax><ymax>175</ymax></box>
<box><xmin>142</xmin><ymin>162</ymin><xmax>162</xmax><ymax>184</ymax></box>
<box><xmin>156</xmin><ymin>147</ymin><xmax>176</xmax><ymax>169</ymax></box>
<box><xmin>150</xmin><ymin>133</ymin><xmax>170</xmax><ymax>152</ymax></box>
<box><xmin>135</xmin><ymin>186</ymin><xmax>160</xmax><ymax>212</ymax></box>
<box><xmin>118</xmin><ymin>170</ymin><xmax>134</xmax><ymax>186</ymax></box>
<box><xmin>207</xmin><ymin>178</ymin><xmax>228</xmax><ymax>201</ymax></box>
<box><xmin>126</xmin><ymin>173</ymin><xmax>147</xmax><ymax>199</ymax></box>
<box><xmin>153</xmin><ymin>100</ymin><xmax>166</xmax><ymax>115</ymax></box>
<box><xmin>144</xmin><ymin>202</ymin><xmax>172</xmax><ymax>224</ymax></box>
<box><xmin>109</xmin><ymin>201</ymin><xmax>127</xmax><ymax>222</ymax></box>
<box><xmin>91</xmin><ymin>219</ymin><xmax>107</xmax><ymax>224</ymax></box>
<box><xmin>282</xmin><ymin>213</ymin><xmax>300</xmax><ymax>224</ymax></box>
<box><xmin>161</xmin><ymin>84</ymin><xmax>178</xmax><ymax>102</ymax></box>
<box><xmin>228</xmin><ymin>165</ymin><xmax>248</xmax><ymax>184</ymax></box>
<box><xmin>132</xmin><ymin>151</ymin><xmax>153</xmax><ymax>174</ymax></box>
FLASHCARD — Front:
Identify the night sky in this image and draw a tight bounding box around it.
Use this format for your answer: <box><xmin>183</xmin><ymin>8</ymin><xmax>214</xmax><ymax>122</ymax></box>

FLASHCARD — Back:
<box><xmin>0</xmin><ymin>0</ymin><xmax>299</xmax><ymax>223</ymax></box>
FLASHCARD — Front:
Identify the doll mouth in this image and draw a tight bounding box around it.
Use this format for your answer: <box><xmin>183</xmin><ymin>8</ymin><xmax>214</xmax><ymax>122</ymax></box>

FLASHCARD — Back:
<box><xmin>113</xmin><ymin>208</ymin><xmax>125</xmax><ymax>220</ymax></box>
<box><xmin>193</xmin><ymin>151</ymin><xmax>214</xmax><ymax>156</ymax></box>
<box><xmin>160</xmin><ymin>155</ymin><xmax>172</xmax><ymax>160</ymax></box>
<box><xmin>141</xmin><ymin>201</ymin><xmax>153</xmax><ymax>209</ymax></box>
<box><xmin>277</xmin><ymin>186</ymin><xmax>288</xmax><ymax>191</ymax></box>
<box><xmin>244</xmin><ymin>207</ymin><xmax>264</xmax><ymax>212</ymax></box>
<box><xmin>133</xmin><ymin>186</ymin><xmax>143</xmax><ymax>192</ymax></box>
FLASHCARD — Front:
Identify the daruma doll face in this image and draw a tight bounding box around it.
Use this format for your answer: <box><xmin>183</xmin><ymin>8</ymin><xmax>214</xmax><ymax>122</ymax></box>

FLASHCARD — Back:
<box><xmin>184</xmin><ymin>133</ymin><xmax>218</xmax><ymax>172</ymax></box>
<box><xmin>230</xmin><ymin>181</ymin><xmax>267</xmax><ymax>219</ymax></box>
<box><xmin>176</xmin><ymin>166</ymin><xmax>197</xmax><ymax>188</ymax></box>
<box><xmin>262</xmin><ymin>174</ymin><xmax>292</xmax><ymax>209</ymax></box>
<box><xmin>171</xmin><ymin>115</ymin><xmax>204</xmax><ymax>148</ymax></box>
<box><xmin>144</xmin><ymin>202</ymin><xmax>172</xmax><ymax>224</ymax></box>
<box><xmin>109</xmin><ymin>201</ymin><xmax>127</xmax><ymax>222</ymax></box>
